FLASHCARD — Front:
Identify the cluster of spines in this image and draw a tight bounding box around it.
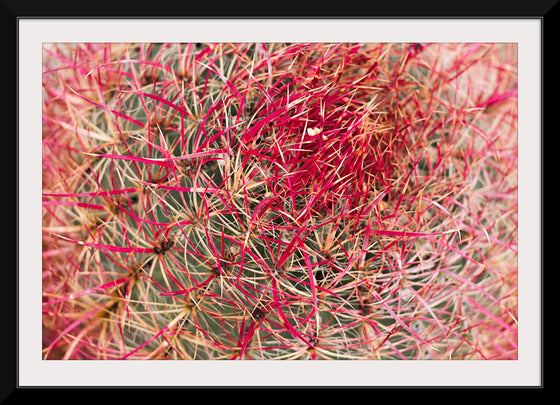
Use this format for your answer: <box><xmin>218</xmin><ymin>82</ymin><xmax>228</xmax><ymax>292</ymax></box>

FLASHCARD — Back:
<box><xmin>42</xmin><ymin>43</ymin><xmax>518</xmax><ymax>360</ymax></box>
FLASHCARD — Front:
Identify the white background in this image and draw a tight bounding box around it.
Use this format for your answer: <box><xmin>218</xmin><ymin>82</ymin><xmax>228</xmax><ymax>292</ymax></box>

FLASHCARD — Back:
<box><xmin>19</xmin><ymin>18</ymin><xmax>542</xmax><ymax>387</ymax></box>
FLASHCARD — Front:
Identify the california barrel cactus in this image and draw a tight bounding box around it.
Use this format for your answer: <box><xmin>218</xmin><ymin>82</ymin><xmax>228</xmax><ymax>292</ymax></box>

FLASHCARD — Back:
<box><xmin>42</xmin><ymin>42</ymin><xmax>518</xmax><ymax>360</ymax></box>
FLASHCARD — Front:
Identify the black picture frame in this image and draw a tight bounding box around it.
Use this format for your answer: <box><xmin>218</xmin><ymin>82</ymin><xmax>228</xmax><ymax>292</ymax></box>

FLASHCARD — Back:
<box><xmin>6</xmin><ymin>0</ymin><xmax>553</xmax><ymax>397</ymax></box>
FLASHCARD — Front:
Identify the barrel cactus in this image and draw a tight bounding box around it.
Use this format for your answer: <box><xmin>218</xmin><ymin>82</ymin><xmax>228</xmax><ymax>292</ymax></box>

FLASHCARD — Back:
<box><xmin>42</xmin><ymin>42</ymin><xmax>518</xmax><ymax>360</ymax></box>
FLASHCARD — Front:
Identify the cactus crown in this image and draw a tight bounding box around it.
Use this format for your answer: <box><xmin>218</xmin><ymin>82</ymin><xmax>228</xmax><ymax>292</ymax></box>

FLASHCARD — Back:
<box><xmin>42</xmin><ymin>43</ymin><xmax>518</xmax><ymax>360</ymax></box>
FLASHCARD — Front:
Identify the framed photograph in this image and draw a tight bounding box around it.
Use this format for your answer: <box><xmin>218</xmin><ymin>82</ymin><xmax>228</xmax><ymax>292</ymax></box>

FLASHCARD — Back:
<box><xmin>9</xmin><ymin>3</ymin><xmax>549</xmax><ymax>394</ymax></box>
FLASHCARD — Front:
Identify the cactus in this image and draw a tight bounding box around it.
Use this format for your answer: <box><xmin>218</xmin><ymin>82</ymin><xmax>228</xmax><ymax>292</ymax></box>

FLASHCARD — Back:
<box><xmin>42</xmin><ymin>43</ymin><xmax>518</xmax><ymax>360</ymax></box>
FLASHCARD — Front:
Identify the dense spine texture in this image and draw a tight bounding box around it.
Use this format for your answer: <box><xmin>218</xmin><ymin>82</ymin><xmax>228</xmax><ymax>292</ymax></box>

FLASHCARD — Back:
<box><xmin>42</xmin><ymin>43</ymin><xmax>518</xmax><ymax>360</ymax></box>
